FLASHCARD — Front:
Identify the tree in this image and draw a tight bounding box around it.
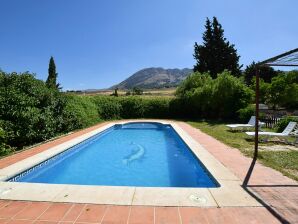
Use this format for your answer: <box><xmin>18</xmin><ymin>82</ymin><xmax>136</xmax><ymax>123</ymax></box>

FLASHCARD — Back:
<box><xmin>110</xmin><ymin>88</ymin><xmax>119</xmax><ymax>97</ymax></box>
<box><xmin>243</xmin><ymin>61</ymin><xmax>278</xmax><ymax>85</ymax></box>
<box><xmin>266</xmin><ymin>71</ymin><xmax>298</xmax><ymax>109</ymax></box>
<box><xmin>46</xmin><ymin>56</ymin><xmax>59</xmax><ymax>89</ymax></box>
<box><xmin>132</xmin><ymin>87</ymin><xmax>143</xmax><ymax>95</ymax></box>
<box><xmin>193</xmin><ymin>17</ymin><xmax>241</xmax><ymax>78</ymax></box>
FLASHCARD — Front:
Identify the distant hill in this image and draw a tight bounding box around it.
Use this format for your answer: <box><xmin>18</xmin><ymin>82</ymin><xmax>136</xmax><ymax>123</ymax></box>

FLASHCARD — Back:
<box><xmin>110</xmin><ymin>67</ymin><xmax>192</xmax><ymax>89</ymax></box>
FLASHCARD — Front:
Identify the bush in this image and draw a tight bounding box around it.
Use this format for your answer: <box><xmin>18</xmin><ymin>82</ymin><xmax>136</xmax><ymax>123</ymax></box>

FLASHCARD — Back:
<box><xmin>94</xmin><ymin>96</ymin><xmax>122</xmax><ymax>120</ymax></box>
<box><xmin>265</xmin><ymin>71</ymin><xmax>298</xmax><ymax>109</ymax></box>
<box><xmin>0</xmin><ymin>71</ymin><xmax>73</xmax><ymax>147</ymax></box>
<box><xmin>275</xmin><ymin>116</ymin><xmax>298</xmax><ymax>132</ymax></box>
<box><xmin>119</xmin><ymin>97</ymin><xmax>145</xmax><ymax>118</ymax></box>
<box><xmin>143</xmin><ymin>98</ymin><xmax>170</xmax><ymax>118</ymax></box>
<box><xmin>237</xmin><ymin>104</ymin><xmax>255</xmax><ymax>122</ymax></box>
<box><xmin>176</xmin><ymin>71</ymin><xmax>253</xmax><ymax>119</ymax></box>
<box><xmin>0</xmin><ymin>126</ymin><xmax>13</xmax><ymax>156</ymax></box>
<box><xmin>211</xmin><ymin>71</ymin><xmax>253</xmax><ymax>118</ymax></box>
<box><xmin>64</xmin><ymin>94</ymin><xmax>100</xmax><ymax>129</ymax></box>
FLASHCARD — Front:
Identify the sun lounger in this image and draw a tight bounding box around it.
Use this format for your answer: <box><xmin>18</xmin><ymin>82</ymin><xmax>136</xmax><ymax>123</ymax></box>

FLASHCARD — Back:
<box><xmin>245</xmin><ymin>122</ymin><xmax>297</xmax><ymax>143</ymax></box>
<box><xmin>226</xmin><ymin>116</ymin><xmax>264</xmax><ymax>131</ymax></box>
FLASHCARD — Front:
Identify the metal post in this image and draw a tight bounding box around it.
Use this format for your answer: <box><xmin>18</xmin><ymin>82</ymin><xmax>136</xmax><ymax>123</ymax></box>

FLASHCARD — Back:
<box><xmin>243</xmin><ymin>68</ymin><xmax>260</xmax><ymax>186</ymax></box>
<box><xmin>254</xmin><ymin>68</ymin><xmax>260</xmax><ymax>159</ymax></box>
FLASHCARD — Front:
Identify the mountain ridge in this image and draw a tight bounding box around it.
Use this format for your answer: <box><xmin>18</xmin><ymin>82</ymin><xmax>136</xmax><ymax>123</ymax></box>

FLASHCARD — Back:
<box><xmin>110</xmin><ymin>67</ymin><xmax>192</xmax><ymax>89</ymax></box>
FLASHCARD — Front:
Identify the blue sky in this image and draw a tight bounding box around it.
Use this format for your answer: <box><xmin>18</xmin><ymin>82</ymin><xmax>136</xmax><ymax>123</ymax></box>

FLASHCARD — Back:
<box><xmin>0</xmin><ymin>0</ymin><xmax>297</xmax><ymax>90</ymax></box>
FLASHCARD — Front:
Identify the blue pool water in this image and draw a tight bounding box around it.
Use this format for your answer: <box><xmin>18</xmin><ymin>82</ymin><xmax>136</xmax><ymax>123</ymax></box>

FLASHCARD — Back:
<box><xmin>10</xmin><ymin>122</ymin><xmax>218</xmax><ymax>187</ymax></box>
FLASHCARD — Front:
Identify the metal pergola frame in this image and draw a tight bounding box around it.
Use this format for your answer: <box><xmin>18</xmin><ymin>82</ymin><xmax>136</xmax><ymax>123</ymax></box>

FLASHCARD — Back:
<box><xmin>243</xmin><ymin>48</ymin><xmax>298</xmax><ymax>186</ymax></box>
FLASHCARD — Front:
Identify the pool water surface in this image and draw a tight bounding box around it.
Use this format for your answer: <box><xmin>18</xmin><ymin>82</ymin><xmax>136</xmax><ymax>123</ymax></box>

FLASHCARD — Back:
<box><xmin>10</xmin><ymin>122</ymin><xmax>218</xmax><ymax>187</ymax></box>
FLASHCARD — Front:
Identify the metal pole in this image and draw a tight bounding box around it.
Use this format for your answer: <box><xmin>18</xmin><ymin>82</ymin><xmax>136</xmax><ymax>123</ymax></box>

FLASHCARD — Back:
<box><xmin>254</xmin><ymin>68</ymin><xmax>260</xmax><ymax>159</ymax></box>
<box><xmin>243</xmin><ymin>68</ymin><xmax>260</xmax><ymax>186</ymax></box>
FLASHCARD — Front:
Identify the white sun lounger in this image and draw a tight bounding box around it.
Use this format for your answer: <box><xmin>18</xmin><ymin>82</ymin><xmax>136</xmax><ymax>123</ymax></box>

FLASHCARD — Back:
<box><xmin>245</xmin><ymin>122</ymin><xmax>297</xmax><ymax>143</ymax></box>
<box><xmin>226</xmin><ymin>116</ymin><xmax>264</xmax><ymax>130</ymax></box>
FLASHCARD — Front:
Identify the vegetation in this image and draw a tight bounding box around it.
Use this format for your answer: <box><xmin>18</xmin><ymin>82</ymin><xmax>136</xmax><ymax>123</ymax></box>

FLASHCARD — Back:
<box><xmin>193</xmin><ymin>17</ymin><xmax>241</xmax><ymax>78</ymax></box>
<box><xmin>251</xmin><ymin>70</ymin><xmax>298</xmax><ymax>109</ymax></box>
<box><xmin>0</xmin><ymin>70</ymin><xmax>174</xmax><ymax>156</ymax></box>
<box><xmin>188</xmin><ymin>120</ymin><xmax>298</xmax><ymax>181</ymax></box>
<box><xmin>132</xmin><ymin>87</ymin><xmax>143</xmax><ymax>95</ymax></box>
<box><xmin>176</xmin><ymin>71</ymin><xmax>253</xmax><ymax>119</ymax></box>
<box><xmin>275</xmin><ymin>116</ymin><xmax>298</xmax><ymax>132</ymax></box>
<box><xmin>0</xmin><ymin>71</ymin><xmax>76</xmax><ymax>155</ymax></box>
<box><xmin>243</xmin><ymin>62</ymin><xmax>278</xmax><ymax>85</ymax></box>
<box><xmin>46</xmin><ymin>56</ymin><xmax>59</xmax><ymax>89</ymax></box>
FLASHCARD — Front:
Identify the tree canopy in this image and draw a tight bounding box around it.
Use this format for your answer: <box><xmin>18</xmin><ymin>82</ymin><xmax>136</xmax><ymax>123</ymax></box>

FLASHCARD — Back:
<box><xmin>193</xmin><ymin>17</ymin><xmax>241</xmax><ymax>78</ymax></box>
<box><xmin>46</xmin><ymin>56</ymin><xmax>59</xmax><ymax>89</ymax></box>
<box><xmin>243</xmin><ymin>61</ymin><xmax>279</xmax><ymax>85</ymax></box>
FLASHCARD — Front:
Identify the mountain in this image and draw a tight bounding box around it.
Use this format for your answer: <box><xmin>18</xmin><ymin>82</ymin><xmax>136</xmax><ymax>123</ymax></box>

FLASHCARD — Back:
<box><xmin>111</xmin><ymin>67</ymin><xmax>192</xmax><ymax>89</ymax></box>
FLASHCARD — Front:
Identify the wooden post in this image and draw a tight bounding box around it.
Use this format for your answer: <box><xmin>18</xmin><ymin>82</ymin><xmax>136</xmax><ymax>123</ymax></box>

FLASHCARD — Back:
<box><xmin>243</xmin><ymin>68</ymin><xmax>260</xmax><ymax>186</ymax></box>
<box><xmin>254</xmin><ymin>68</ymin><xmax>260</xmax><ymax>159</ymax></box>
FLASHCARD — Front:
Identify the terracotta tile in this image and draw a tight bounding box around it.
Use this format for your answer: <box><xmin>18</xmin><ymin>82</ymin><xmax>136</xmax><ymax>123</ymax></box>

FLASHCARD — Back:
<box><xmin>61</xmin><ymin>204</ymin><xmax>85</xmax><ymax>222</ymax></box>
<box><xmin>34</xmin><ymin>221</ymin><xmax>58</xmax><ymax>224</ymax></box>
<box><xmin>128</xmin><ymin>206</ymin><xmax>154</xmax><ymax>224</ymax></box>
<box><xmin>38</xmin><ymin>203</ymin><xmax>71</xmax><ymax>222</ymax></box>
<box><xmin>155</xmin><ymin>207</ymin><xmax>180</xmax><ymax>224</ymax></box>
<box><xmin>101</xmin><ymin>206</ymin><xmax>130</xmax><ymax>224</ymax></box>
<box><xmin>0</xmin><ymin>219</ymin><xmax>9</xmax><ymax>224</ymax></box>
<box><xmin>0</xmin><ymin>201</ymin><xmax>29</xmax><ymax>219</ymax></box>
<box><xmin>0</xmin><ymin>201</ymin><xmax>10</xmax><ymax>209</ymax></box>
<box><xmin>7</xmin><ymin>220</ymin><xmax>33</xmax><ymax>224</ymax></box>
<box><xmin>14</xmin><ymin>202</ymin><xmax>51</xmax><ymax>220</ymax></box>
<box><xmin>76</xmin><ymin>204</ymin><xmax>106</xmax><ymax>223</ymax></box>
<box><xmin>204</xmin><ymin>208</ymin><xmax>235</xmax><ymax>224</ymax></box>
<box><xmin>179</xmin><ymin>207</ymin><xmax>209</xmax><ymax>224</ymax></box>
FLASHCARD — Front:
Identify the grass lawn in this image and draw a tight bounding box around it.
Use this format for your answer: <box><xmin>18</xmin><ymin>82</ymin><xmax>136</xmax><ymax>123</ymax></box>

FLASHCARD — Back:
<box><xmin>188</xmin><ymin>120</ymin><xmax>298</xmax><ymax>181</ymax></box>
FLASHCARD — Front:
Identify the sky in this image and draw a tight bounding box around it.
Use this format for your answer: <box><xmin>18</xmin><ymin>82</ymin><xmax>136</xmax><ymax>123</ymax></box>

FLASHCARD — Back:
<box><xmin>0</xmin><ymin>0</ymin><xmax>297</xmax><ymax>90</ymax></box>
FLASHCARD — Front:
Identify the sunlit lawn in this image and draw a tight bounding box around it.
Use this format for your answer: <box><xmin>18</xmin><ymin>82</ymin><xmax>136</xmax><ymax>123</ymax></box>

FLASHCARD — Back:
<box><xmin>188</xmin><ymin>120</ymin><xmax>298</xmax><ymax>181</ymax></box>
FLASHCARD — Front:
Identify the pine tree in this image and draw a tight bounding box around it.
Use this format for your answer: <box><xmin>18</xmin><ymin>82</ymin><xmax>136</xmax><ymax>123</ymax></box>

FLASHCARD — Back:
<box><xmin>46</xmin><ymin>56</ymin><xmax>59</xmax><ymax>89</ymax></box>
<box><xmin>193</xmin><ymin>17</ymin><xmax>241</xmax><ymax>78</ymax></box>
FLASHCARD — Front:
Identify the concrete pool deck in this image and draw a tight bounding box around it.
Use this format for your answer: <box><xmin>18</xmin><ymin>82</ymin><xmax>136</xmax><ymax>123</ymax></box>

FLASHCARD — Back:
<box><xmin>0</xmin><ymin>120</ymin><xmax>297</xmax><ymax>223</ymax></box>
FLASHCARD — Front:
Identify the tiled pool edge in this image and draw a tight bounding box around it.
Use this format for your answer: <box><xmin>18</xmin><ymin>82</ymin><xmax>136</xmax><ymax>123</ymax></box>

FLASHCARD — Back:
<box><xmin>0</xmin><ymin>120</ymin><xmax>261</xmax><ymax>207</ymax></box>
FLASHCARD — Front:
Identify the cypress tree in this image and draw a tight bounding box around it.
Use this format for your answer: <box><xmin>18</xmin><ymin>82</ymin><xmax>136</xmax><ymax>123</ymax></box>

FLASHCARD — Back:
<box><xmin>46</xmin><ymin>56</ymin><xmax>59</xmax><ymax>89</ymax></box>
<box><xmin>193</xmin><ymin>17</ymin><xmax>241</xmax><ymax>78</ymax></box>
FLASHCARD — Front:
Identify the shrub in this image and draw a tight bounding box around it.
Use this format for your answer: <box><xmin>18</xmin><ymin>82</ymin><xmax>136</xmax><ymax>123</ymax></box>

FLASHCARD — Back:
<box><xmin>176</xmin><ymin>71</ymin><xmax>253</xmax><ymax>119</ymax></box>
<box><xmin>211</xmin><ymin>71</ymin><xmax>253</xmax><ymax>118</ymax></box>
<box><xmin>0</xmin><ymin>126</ymin><xmax>13</xmax><ymax>156</ymax></box>
<box><xmin>275</xmin><ymin>116</ymin><xmax>298</xmax><ymax>132</ymax></box>
<box><xmin>94</xmin><ymin>96</ymin><xmax>122</xmax><ymax>120</ymax></box>
<box><xmin>237</xmin><ymin>104</ymin><xmax>255</xmax><ymax>122</ymax></box>
<box><xmin>143</xmin><ymin>98</ymin><xmax>170</xmax><ymax>118</ymax></box>
<box><xmin>119</xmin><ymin>97</ymin><xmax>145</xmax><ymax>118</ymax></box>
<box><xmin>0</xmin><ymin>71</ymin><xmax>72</xmax><ymax>147</ymax></box>
<box><xmin>64</xmin><ymin>94</ymin><xmax>100</xmax><ymax>129</ymax></box>
<box><xmin>265</xmin><ymin>71</ymin><xmax>298</xmax><ymax>109</ymax></box>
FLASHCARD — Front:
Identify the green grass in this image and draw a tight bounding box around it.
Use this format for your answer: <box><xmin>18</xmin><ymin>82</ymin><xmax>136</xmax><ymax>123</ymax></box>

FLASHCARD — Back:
<box><xmin>188</xmin><ymin>120</ymin><xmax>298</xmax><ymax>181</ymax></box>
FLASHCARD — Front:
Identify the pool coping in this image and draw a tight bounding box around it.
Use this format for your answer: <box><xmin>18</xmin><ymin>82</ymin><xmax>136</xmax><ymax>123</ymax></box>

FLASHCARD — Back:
<box><xmin>0</xmin><ymin>120</ymin><xmax>261</xmax><ymax>207</ymax></box>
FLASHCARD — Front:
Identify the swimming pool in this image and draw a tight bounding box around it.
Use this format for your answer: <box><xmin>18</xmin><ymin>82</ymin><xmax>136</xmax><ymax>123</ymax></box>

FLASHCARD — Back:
<box><xmin>9</xmin><ymin>122</ymin><xmax>218</xmax><ymax>188</ymax></box>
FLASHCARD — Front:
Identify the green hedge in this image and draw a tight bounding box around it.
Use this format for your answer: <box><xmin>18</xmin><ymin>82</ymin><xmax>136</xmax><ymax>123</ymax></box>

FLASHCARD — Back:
<box><xmin>176</xmin><ymin>71</ymin><xmax>253</xmax><ymax>119</ymax></box>
<box><xmin>92</xmin><ymin>96</ymin><xmax>172</xmax><ymax>120</ymax></box>
<box><xmin>275</xmin><ymin>116</ymin><xmax>298</xmax><ymax>132</ymax></box>
<box><xmin>64</xmin><ymin>94</ymin><xmax>100</xmax><ymax>128</ymax></box>
<box><xmin>0</xmin><ymin>71</ymin><xmax>75</xmax><ymax>148</ymax></box>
